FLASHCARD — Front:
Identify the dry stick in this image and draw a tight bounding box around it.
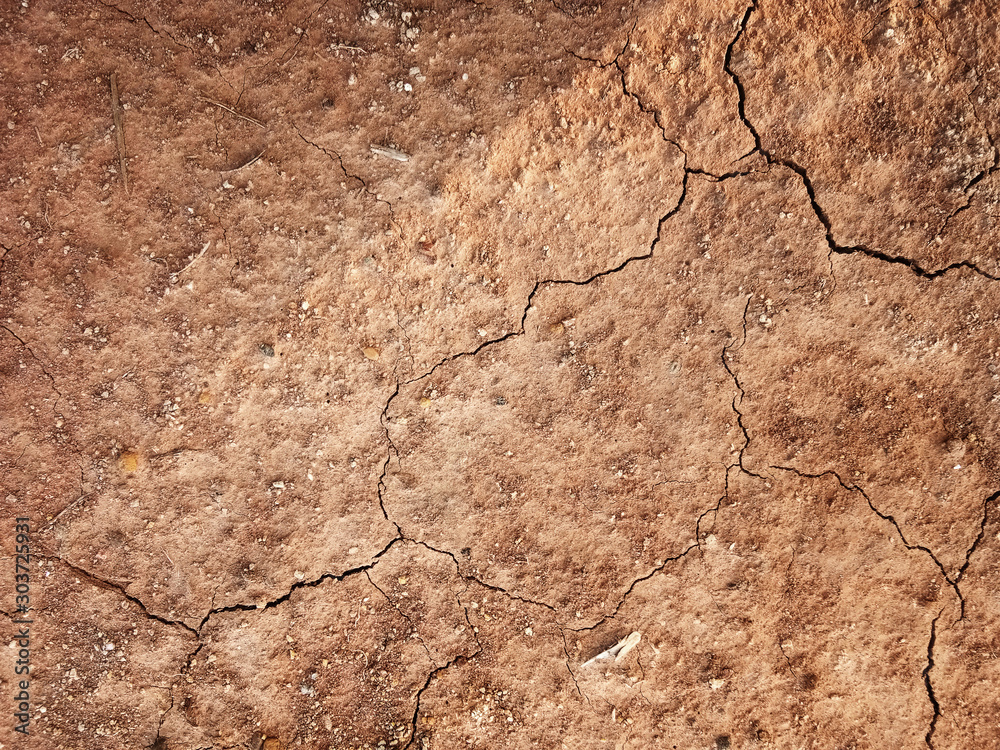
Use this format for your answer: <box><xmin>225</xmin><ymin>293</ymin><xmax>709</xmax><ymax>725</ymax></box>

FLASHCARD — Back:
<box><xmin>198</xmin><ymin>96</ymin><xmax>265</xmax><ymax>127</ymax></box>
<box><xmin>109</xmin><ymin>72</ymin><xmax>128</xmax><ymax>191</ymax></box>
<box><xmin>175</xmin><ymin>241</ymin><xmax>211</xmax><ymax>278</ymax></box>
<box><xmin>221</xmin><ymin>149</ymin><xmax>265</xmax><ymax>173</ymax></box>
<box><xmin>44</xmin><ymin>492</ymin><xmax>94</xmax><ymax>530</ymax></box>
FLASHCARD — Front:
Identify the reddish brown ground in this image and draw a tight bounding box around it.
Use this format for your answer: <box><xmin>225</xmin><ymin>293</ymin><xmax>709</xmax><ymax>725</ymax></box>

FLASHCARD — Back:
<box><xmin>1</xmin><ymin>1</ymin><xmax>999</xmax><ymax>749</ymax></box>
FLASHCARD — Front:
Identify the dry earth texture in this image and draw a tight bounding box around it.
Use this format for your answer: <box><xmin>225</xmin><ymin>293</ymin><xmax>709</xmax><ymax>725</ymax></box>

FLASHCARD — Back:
<box><xmin>2</xmin><ymin>0</ymin><xmax>1000</xmax><ymax>748</ymax></box>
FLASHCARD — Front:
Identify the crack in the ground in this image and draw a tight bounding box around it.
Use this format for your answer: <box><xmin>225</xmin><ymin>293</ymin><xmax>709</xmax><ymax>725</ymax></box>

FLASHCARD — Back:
<box><xmin>768</xmin><ymin>465</ymin><xmax>966</xmax><ymax>616</ymax></box>
<box><xmin>409</xmin><ymin>539</ymin><xmax>557</xmax><ymax>613</ymax></box>
<box><xmin>0</xmin><ymin>240</ymin><xmax>12</xmax><ymax>299</ymax></box>
<box><xmin>377</xmin><ymin>382</ymin><xmax>403</xmax><ymax>529</ymax></box>
<box><xmin>724</xmin><ymin>1</ymin><xmax>1000</xmax><ymax>283</ymax></box>
<box><xmin>95</xmin><ymin>0</ymin><xmax>195</xmax><ymax>53</ymax></box>
<box><xmin>953</xmin><ymin>489</ymin><xmax>1000</xmax><ymax>593</ymax></box>
<box><xmin>365</xmin><ymin>571</ymin><xmax>434</xmax><ymax>664</ymax></box>
<box><xmin>562</xmin><ymin>467</ymin><xmax>748</xmax><ymax>638</ymax></box>
<box><xmin>694</xmin><ymin>464</ymin><xmax>737</xmax><ymax>551</ymax></box>
<box><xmin>195</xmin><ymin>534</ymin><xmax>403</xmax><ymax>628</ymax></box>
<box><xmin>615</xmin><ymin>41</ymin><xmax>760</xmax><ymax>182</ymax></box>
<box><xmin>43</xmin><ymin>552</ymin><xmax>199</xmax><ymax>637</ymax></box>
<box><xmin>923</xmin><ymin>611</ymin><xmax>942</xmax><ymax>749</ymax></box>
<box><xmin>566</xmin><ymin>17</ymin><xmax>636</xmax><ymax>69</ymax></box>
<box><xmin>1</xmin><ymin>324</ymin><xmax>66</xmax><ymax>421</ymax></box>
<box><xmin>562</xmin><ymin>542</ymin><xmax>699</xmax><ymax>635</ymax></box>
<box><xmin>915</xmin><ymin>2</ymin><xmax>1000</xmax><ymax>246</ymax></box>
<box><xmin>719</xmin><ymin>296</ymin><xmax>769</xmax><ymax>480</ymax></box>
<box><xmin>403</xmin><ymin>647</ymin><xmax>482</xmax><ymax>750</ymax></box>
<box><xmin>395</xmin><ymin>167</ymin><xmax>694</xmax><ymax>398</ymax></box>
<box><xmin>370</xmin><ymin>168</ymin><xmax>702</xmax><ymax>628</ymax></box>
<box><xmin>561</xmin><ymin>630</ymin><xmax>587</xmax><ymax>701</ymax></box>
<box><xmin>273</xmin><ymin>0</ymin><xmax>333</xmax><ymax>68</ymax></box>
<box><xmin>47</xmin><ymin>532</ymin><xmax>412</xmax><ymax>663</ymax></box>
<box><xmin>778</xmin><ymin>640</ymin><xmax>797</xmax><ymax>679</ymax></box>
<box><xmin>759</xmin><ymin>464</ymin><xmax>952</xmax><ymax>744</ymax></box>
<box><xmin>370</xmin><ymin>149</ymin><xmax>763</xmax><ymax>638</ymax></box>
<box><xmin>724</xmin><ymin>2</ymin><xmax>762</xmax><ymax>160</ymax></box>
<box><xmin>293</xmin><ymin>126</ymin><xmax>403</xmax><ymax>236</ymax></box>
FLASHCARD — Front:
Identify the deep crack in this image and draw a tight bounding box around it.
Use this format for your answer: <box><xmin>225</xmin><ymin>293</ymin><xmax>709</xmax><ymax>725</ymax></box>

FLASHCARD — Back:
<box><xmin>196</xmin><ymin>534</ymin><xmax>403</xmax><ymax>629</ymax></box>
<box><xmin>44</xmin><ymin>552</ymin><xmax>198</xmax><ymax>637</ymax></box>
<box><xmin>923</xmin><ymin>611</ymin><xmax>942</xmax><ymax>749</ymax></box>
<box><xmin>723</xmin><ymin>0</ymin><xmax>1000</xmax><ymax>282</ymax></box>
<box><xmin>769</xmin><ymin>466</ymin><xmax>965</xmax><ymax>617</ymax></box>
<box><xmin>403</xmin><ymin>647</ymin><xmax>481</xmax><ymax>750</ymax></box>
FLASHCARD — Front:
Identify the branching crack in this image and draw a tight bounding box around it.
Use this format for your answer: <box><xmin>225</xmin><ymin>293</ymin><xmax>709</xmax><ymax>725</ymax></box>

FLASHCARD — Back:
<box><xmin>768</xmin><ymin>465</ymin><xmax>966</xmax><ymax>617</ymax></box>
<box><xmin>44</xmin><ymin>552</ymin><xmax>198</xmax><ymax>637</ymax></box>
<box><xmin>373</xmin><ymin>167</ymin><xmax>703</xmax><ymax>634</ymax></box>
<box><xmin>724</xmin><ymin>1</ymin><xmax>1000</xmax><ymax>282</ymax></box>
<box><xmin>366</xmin><ymin>571</ymin><xmax>434</xmax><ymax>664</ymax></box>
<box><xmin>196</xmin><ymin>534</ymin><xmax>403</xmax><ymax>629</ymax></box>
<box><xmin>409</xmin><ymin>539</ymin><xmax>557</xmax><ymax>613</ymax></box>
<box><xmin>403</xmin><ymin>648</ymin><xmax>481</xmax><ymax>750</ymax></box>
<box><xmin>293</xmin><ymin>126</ymin><xmax>402</xmax><ymax>236</ymax></box>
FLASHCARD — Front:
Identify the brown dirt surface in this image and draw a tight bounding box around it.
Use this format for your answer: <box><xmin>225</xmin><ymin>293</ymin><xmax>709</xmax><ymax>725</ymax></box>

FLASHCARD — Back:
<box><xmin>1</xmin><ymin>0</ymin><xmax>998</xmax><ymax>748</ymax></box>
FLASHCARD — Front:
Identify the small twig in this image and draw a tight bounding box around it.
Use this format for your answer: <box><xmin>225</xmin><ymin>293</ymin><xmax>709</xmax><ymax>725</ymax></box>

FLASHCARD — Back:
<box><xmin>109</xmin><ymin>72</ymin><xmax>128</xmax><ymax>191</ymax></box>
<box><xmin>198</xmin><ymin>96</ymin><xmax>264</xmax><ymax>128</ymax></box>
<box><xmin>175</xmin><ymin>241</ymin><xmax>211</xmax><ymax>278</ymax></box>
<box><xmin>330</xmin><ymin>44</ymin><xmax>367</xmax><ymax>53</ymax></box>
<box><xmin>221</xmin><ymin>149</ymin><xmax>265</xmax><ymax>173</ymax></box>
<box><xmin>33</xmin><ymin>126</ymin><xmax>43</xmax><ymax>147</ymax></box>
<box><xmin>44</xmin><ymin>492</ymin><xmax>94</xmax><ymax>530</ymax></box>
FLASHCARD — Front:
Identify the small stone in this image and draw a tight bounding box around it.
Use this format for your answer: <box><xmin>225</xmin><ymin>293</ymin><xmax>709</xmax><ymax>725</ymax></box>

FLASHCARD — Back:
<box><xmin>363</xmin><ymin>346</ymin><xmax>380</xmax><ymax>360</ymax></box>
<box><xmin>120</xmin><ymin>452</ymin><xmax>139</xmax><ymax>473</ymax></box>
<box><xmin>260</xmin><ymin>343</ymin><xmax>275</xmax><ymax>357</ymax></box>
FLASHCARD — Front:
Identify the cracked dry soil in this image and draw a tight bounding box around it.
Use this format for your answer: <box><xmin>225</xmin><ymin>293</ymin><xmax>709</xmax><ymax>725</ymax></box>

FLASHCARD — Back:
<box><xmin>1</xmin><ymin>0</ymin><xmax>1000</xmax><ymax>748</ymax></box>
